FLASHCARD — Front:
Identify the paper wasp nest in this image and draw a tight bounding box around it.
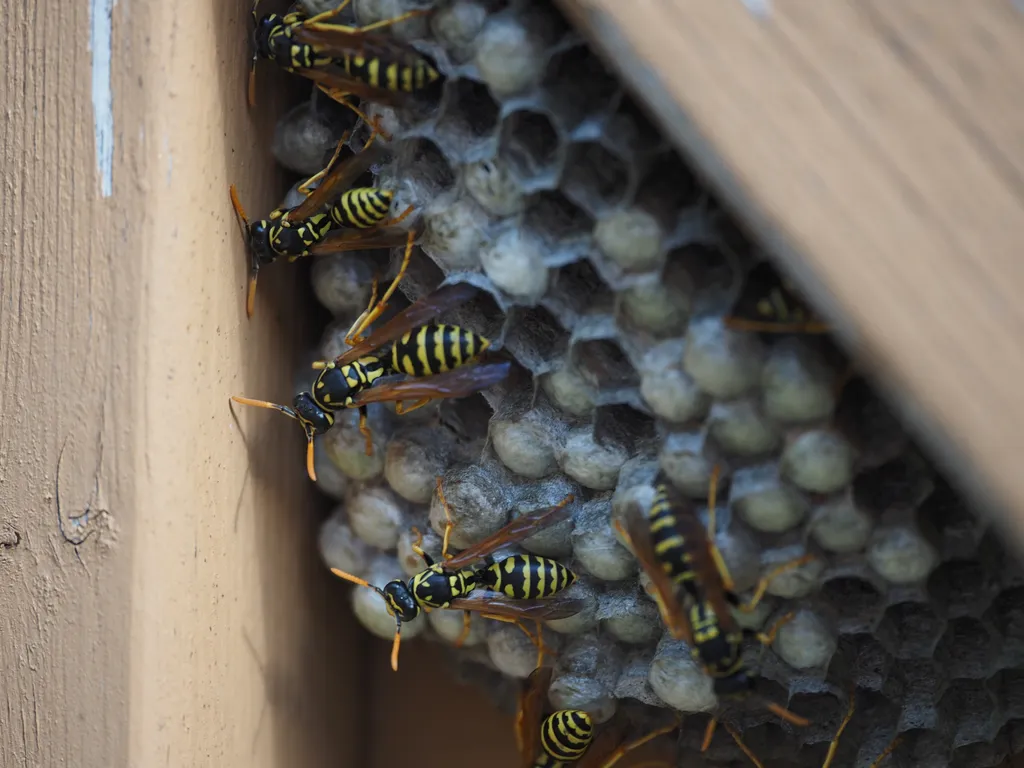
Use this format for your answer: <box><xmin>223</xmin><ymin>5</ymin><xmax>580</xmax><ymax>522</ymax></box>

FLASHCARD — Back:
<box><xmin>273</xmin><ymin>1</ymin><xmax>1024</xmax><ymax>765</ymax></box>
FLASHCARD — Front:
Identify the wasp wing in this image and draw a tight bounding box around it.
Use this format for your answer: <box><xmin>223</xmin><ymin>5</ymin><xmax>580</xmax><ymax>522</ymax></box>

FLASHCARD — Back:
<box><xmin>516</xmin><ymin>667</ymin><xmax>552</xmax><ymax>768</ymax></box>
<box><xmin>654</xmin><ymin>477</ymin><xmax>739</xmax><ymax>635</ymax></box>
<box><xmin>309</xmin><ymin>224</ymin><xmax>422</xmax><ymax>256</ymax></box>
<box><xmin>346</xmin><ymin>362</ymin><xmax>511</xmax><ymax>407</ymax></box>
<box><xmin>331</xmin><ymin>282</ymin><xmax>481</xmax><ymax>368</ymax></box>
<box><xmin>288</xmin><ymin>141</ymin><xmax>388</xmax><ymax>222</ymax></box>
<box><xmin>616</xmin><ymin>502</ymin><xmax>692</xmax><ymax>644</ymax></box>
<box><xmin>443</xmin><ymin>499</ymin><xmax>575</xmax><ymax>571</ymax></box>
<box><xmin>448</xmin><ymin>594</ymin><xmax>585</xmax><ymax>622</ymax></box>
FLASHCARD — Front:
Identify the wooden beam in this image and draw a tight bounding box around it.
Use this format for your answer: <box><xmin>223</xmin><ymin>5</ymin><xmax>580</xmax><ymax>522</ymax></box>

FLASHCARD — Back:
<box><xmin>555</xmin><ymin>0</ymin><xmax>1024</xmax><ymax>549</ymax></box>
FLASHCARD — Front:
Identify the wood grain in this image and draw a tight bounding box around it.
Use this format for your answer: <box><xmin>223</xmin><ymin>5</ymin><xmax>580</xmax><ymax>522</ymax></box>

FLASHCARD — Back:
<box><xmin>555</xmin><ymin>0</ymin><xmax>1024</xmax><ymax>550</ymax></box>
<box><xmin>0</xmin><ymin>2</ymin><xmax>363</xmax><ymax>766</ymax></box>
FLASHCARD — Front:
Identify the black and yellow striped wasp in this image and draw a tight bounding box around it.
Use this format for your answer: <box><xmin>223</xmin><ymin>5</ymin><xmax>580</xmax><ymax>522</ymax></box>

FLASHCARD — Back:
<box><xmin>330</xmin><ymin>483</ymin><xmax>582</xmax><ymax>671</ymax></box>
<box><xmin>724</xmin><ymin>261</ymin><xmax>830</xmax><ymax>335</ymax></box>
<box><xmin>228</xmin><ymin>119</ymin><xmax>416</xmax><ymax>317</ymax></box>
<box><xmin>516</xmin><ymin>667</ymin><xmax>680</xmax><ymax>768</ymax></box>
<box><xmin>231</xmin><ymin>274</ymin><xmax>507</xmax><ymax>481</ymax></box>
<box><xmin>248</xmin><ymin>0</ymin><xmax>444</xmax><ymax>118</ymax></box>
<box><xmin>614</xmin><ymin>469</ymin><xmax>818</xmax><ymax>766</ymax></box>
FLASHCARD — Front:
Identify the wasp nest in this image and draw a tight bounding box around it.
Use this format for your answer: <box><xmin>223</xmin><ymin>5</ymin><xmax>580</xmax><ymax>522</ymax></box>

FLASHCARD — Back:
<box><xmin>267</xmin><ymin>1</ymin><xmax>1024</xmax><ymax>765</ymax></box>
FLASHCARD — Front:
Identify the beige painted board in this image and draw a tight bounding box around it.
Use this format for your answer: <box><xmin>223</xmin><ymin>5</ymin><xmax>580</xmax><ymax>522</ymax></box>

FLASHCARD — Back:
<box><xmin>554</xmin><ymin>0</ymin><xmax>1024</xmax><ymax>551</ymax></box>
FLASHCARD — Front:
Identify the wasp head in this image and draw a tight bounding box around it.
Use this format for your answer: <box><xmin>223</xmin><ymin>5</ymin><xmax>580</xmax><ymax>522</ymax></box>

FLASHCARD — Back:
<box><xmin>382</xmin><ymin>581</ymin><xmax>419</xmax><ymax>623</ymax></box>
<box><xmin>253</xmin><ymin>13</ymin><xmax>282</xmax><ymax>61</ymax></box>
<box><xmin>291</xmin><ymin>392</ymin><xmax>334</xmax><ymax>441</ymax></box>
<box><xmin>246</xmin><ymin>218</ymin><xmax>279</xmax><ymax>268</ymax></box>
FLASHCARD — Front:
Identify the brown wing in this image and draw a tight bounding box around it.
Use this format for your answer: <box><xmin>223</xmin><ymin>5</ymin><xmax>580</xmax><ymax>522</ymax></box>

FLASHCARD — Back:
<box><xmin>294</xmin><ymin>22</ymin><xmax>432</xmax><ymax>68</ymax></box>
<box><xmin>288</xmin><ymin>142</ymin><xmax>388</xmax><ymax>222</ymax></box>
<box><xmin>443</xmin><ymin>498</ymin><xmax>575</xmax><ymax>571</ymax></box>
<box><xmin>516</xmin><ymin>667</ymin><xmax>552</xmax><ymax>768</ymax></box>
<box><xmin>615</xmin><ymin>503</ymin><xmax>692</xmax><ymax>644</ymax></box>
<box><xmin>654</xmin><ymin>477</ymin><xmax>739</xmax><ymax>635</ymax></box>
<box><xmin>309</xmin><ymin>224</ymin><xmax>422</xmax><ymax>256</ymax></box>
<box><xmin>331</xmin><ymin>282</ymin><xmax>480</xmax><ymax>367</ymax></box>
<box><xmin>295</xmin><ymin>67</ymin><xmax>424</xmax><ymax>108</ymax></box>
<box><xmin>347</xmin><ymin>362</ymin><xmax>511</xmax><ymax>407</ymax></box>
<box><xmin>448</xmin><ymin>594</ymin><xmax>585</xmax><ymax>622</ymax></box>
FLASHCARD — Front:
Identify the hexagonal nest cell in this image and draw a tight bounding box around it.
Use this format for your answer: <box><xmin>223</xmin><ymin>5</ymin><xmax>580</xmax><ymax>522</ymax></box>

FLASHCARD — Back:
<box><xmin>263</xmin><ymin>1</ymin><xmax>1024</xmax><ymax>766</ymax></box>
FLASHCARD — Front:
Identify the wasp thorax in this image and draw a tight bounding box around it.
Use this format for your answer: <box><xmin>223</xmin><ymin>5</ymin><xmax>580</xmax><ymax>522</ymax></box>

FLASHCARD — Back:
<box><xmin>382</xmin><ymin>580</ymin><xmax>419</xmax><ymax>622</ymax></box>
<box><xmin>293</xmin><ymin>392</ymin><xmax>333</xmax><ymax>435</ymax></box>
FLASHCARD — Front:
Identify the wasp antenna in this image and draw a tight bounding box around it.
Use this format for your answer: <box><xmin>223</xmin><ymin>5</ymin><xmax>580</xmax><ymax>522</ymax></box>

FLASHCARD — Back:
<box><xmin>305</xmin><ymin>434</ymin><xmax>317</xmax><ymax>482</ymax></box>
<box><xmin>329</xmin><ymin>568</ymin><xmax>374</xmax><ymax>590</ymax></box>
<box><xmin>246</xmin><ymin>267</ymin><xmax>260</xmax><ymax>319</ymax></box>
<box><xmin>390</xmin><ymin>621</ymin><xmax>402</xmax><ymax>672</ymax></box>
<box><xmin>764</xmin><ymin>700</ymin><xmax>810</xmax><ymax>727</ymax></box>
<box><xmin>231</xmin><ymin>396</ymin><xmax>299</xmax><ymax>421</ymax></box>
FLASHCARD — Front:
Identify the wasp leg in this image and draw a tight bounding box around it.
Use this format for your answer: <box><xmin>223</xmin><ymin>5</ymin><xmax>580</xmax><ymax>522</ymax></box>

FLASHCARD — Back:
<box><xmin>381</xmin><ymin>204</ymin><xmax>414</xmax><ymax>228</ymax></box>
<box><xmin>306</xmin><ymin>0</ymin><xmax>354</xmax><ymax>24</ymax></box>
<box><xmin>598</xmin><ymin>719</ymin><xmax>681</xmax><ymax>768</ymax></box>
<box><xmin>721</xmin><ymin>722</ymin><xmax>765</xmax><ymax>768</ymax></box>
<box><xmin>454</xmin><ymin>611</ymin><xmax>473</xmax><ymax>649</ymax></box>
<box><xmin>705</xmin><ymin>465</ymin><xmax>736</xmax><ymax>593</ymax></box>
<box><xmin>343</xmin><ymin>275</ymin><xmax>380</xmax><ymax>348</ymax></box>
<box><xmin>395</xmin><ymin>397</ymin><xmax>432</xmax><ymax>415</ymax></box>
<box><xmin>296</xmin><ymin>132</ymin><xmax>351</xmax><ymax>197</ymax></box>
<box><xmin>434</xmin><ymin>475</ymin><xmax>455</xmax><ymax>560</ymax></box>
<box><xmin>357</xmin><ymin>406</ymin><xmax>374</xmax><ymax>456</ymax></box>
<box><xmin>344</xmin><ymin>230</ymin><xmax>414</xmax><ymax>345</ymax></box>
<box><xmin>736</xmin><ymin>555</ymin><xmax>817</xmax><ymax>614</ymax></box>
<box><xmin>480</xmin><ymin>616</ymin><xmax>548</xmax><ymax>669</ymax></box>
<box><xmin>317</xmin><ymin>86</ymin><xmax>394</xmax><ymax>142</ymax></box>
<box><xmin>349</xmin><ymin>7</ymin><xmax>431</xmax><ymax>33</ymax></box>
<box><xmin>868</xmin><ymin>736</ymin><xmax>901</xmax><ymax>767</ymax></box>
<box><xmin>821</xmin><ymin>693</ymin><xmax>856</xmax><ymax>768</ymax></box>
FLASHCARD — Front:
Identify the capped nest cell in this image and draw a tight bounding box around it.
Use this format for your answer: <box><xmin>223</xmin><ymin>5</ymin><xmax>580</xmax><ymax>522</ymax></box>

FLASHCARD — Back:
<box><xmin>264</xmin><ymin>1</ymin><xmax>1024</xmax><ymax>765</ymax></box>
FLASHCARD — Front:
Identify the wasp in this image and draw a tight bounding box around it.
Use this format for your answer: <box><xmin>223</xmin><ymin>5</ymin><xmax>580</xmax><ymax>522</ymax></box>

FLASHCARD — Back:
<box><xmin>248</xmin><ymin>0</ymin><xmax>444</xmax><ymax>117</ymax></box>
<box><xmin>724</xmin><ymin>261</ymin><xmax>830</xmax><ymax>334</ymax></box>
<box><xmin>330</xmin><ymin>484</ymin><xmax>583</xmax><ymax>671</ymax></box>
<box><xmin>228</xmin><ymin>120</ymin><xmax>416</xmax><ymax>318</ymax></box>
<box><xmin>516</xmin><ymin>667</ymin><xmax>680</xmax><ymax>768</ymax></box>
<box><xmin>614</xmin><ymin>469</ymin><xmax>817</xmax><ymax>762</ymax></box>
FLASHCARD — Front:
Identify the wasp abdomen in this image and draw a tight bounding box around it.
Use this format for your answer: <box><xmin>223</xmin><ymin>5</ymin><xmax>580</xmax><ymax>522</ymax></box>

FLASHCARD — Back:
<box><xmin>538</xmin><ymin>710</ymin><xmax>593</xmax><ymax>766</ymax></box>
<box><xmin>482</xmin><ymin>555</ymin><xmax>575</xmax><ymax>600</ymax></box>
<box><xmin>341</xmin><ymin>52</ymin><xmax>442</xmax><ymax>95</ymax></box>
<box><xmin>389</xmin><ymin>324</ymin><xmax>491</xmax><ymax>378</ymax></box>
<box><xmin>649</xmin><ymin>484</ymin><xmax>699</xmax><ymax>592</ymax></box>
<box><xmin>331</xmin><ymin>187</ymin><xmax>393</xmax><ymax>229</ymax></box>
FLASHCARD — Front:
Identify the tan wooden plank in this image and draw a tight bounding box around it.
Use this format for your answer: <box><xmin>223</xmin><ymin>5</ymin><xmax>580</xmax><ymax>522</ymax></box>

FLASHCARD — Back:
<box><xmin>554</xmin><ymin>0</ymin><xmax>1024</xmax><ymax>548</ymax></box>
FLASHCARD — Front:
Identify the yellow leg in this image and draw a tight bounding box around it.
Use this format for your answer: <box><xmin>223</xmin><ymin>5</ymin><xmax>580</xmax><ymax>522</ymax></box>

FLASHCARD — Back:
<box><xmin>821</xmin><ymin>693</ymin><xmax>856</xmax><ymax>768</ymax></box>
<box><xmin>434</xmin><ymin>476</ymin><xmax>455</xmax><ymax>560</ymax></box>
<box><xmin>706</xmin><ymin>465</ymin><xmax>736</xmax><ymax>592</ymax></box>
<box><xmin>344</xmin><ymin>230</ymin><xmax>414</xmax><ymax>344</ymax></box>
<box><xmin>598</xmin><ymin>719</ymin><xmax>681</xmax><ymax>768</ymax></box>
<box><xmin>353</xmin><ymin>8</ymin><xmax>431</xmax><ymax>33</ymax></box>
<box><xmin>484</xmin><ymin>617</ymin><xmax>547</xmax><ymax>669</ymax></box>
<box><xmin>306</xmin><ymin>0</ymin><xmax>354</xmax><ymax>24</ymax></box>
<box><xmin>343</xmin><ymin>276</ymin><xmax>380</xmax><ymax>347</ymax></box>
<box><xmin>409</xmin><ymin>526</ymin><xmax>429</xmax><ymax>562</ymax></box>
<box><xmin>316</xmin><ymin>86</ymin><xmax>395</xmax><ymax>142</ymax></box>
<box><xmin>296</xmin><ymin>130</ymin><xmax>352</xmax><ymax>196</ymax></box>
<box><xmin>382</xmin><ymin>204</ymin><xmax>414</xmax><ymax>228</ymax></box>
<box><xmin>357</xmin><ymin>407</ymin><xmax>374</xmax><ymax>456</ymax></box>
<box><xmin>454</xmin><ymin>611</ymin><xmax>472</xmax><ymax>648</ymax></box>
<box><xmin>756</xmin><ymin>611</ymin><xmax>795</xmax><ymax>646</ymax></box>
<box><xmin>737</xmin><ymin>555</ymin><xmax>817</xmax><ymax>613</ymax></box>
<box><xmin>395</xmin><ymin>398</ymin><xmax>432</xmax><ymax>415</ymax></box>
<box><xmin>868</xmin><ymin>736</ymin><xmax>901</xmax><ymax>767</ymax></box>
<box><xmin>722</xmin><ymin>722</ymin><xmax>765</xmax><ymax>768</ymax></box>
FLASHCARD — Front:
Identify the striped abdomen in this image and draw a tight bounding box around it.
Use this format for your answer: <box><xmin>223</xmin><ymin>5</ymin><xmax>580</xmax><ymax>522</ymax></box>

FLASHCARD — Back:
<box><xmin>688</xmin><ymin>601</ymin><xmax>743</xmax><ymax>679</ymax></box>
<box><xmin>410</xmin><ymin>564</ymin><xmax>479</xmax><ymax>610</ymax></box>
<box><xmin>339</xmin><ymin>52</ymin><xmax>442</xmax><ymax>95</ymax></box>
<box><xmin>330</xmin><ymin>188</ymin><xmax>393</xmax><ymax>229</ymax></box>
<box><xmin>482</xmin><ymin>555</ymin><xmax>575</xmax><ymax>600</ymax></box>
<box><xmin>649</xmin><ymin>483</ymin><xmax>698</xmax><ymax>594</ymax></box>
<box><xmin>389</xmin><ymin>324</ymin><xmax>490</xmax><ymax>378</ymax></box>
<box><xmin>311</xmin><ymin>355</ymin><xmax>386</xmax><ymax>412</ymax></box>
<box><xmin>536</xmin><ymin>710</ymin><xmax>593</xmax><ymax>767</ymax></box>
